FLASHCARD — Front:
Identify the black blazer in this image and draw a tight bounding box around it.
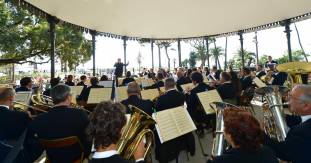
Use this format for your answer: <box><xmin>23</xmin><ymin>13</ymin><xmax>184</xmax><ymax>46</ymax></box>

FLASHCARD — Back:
<box><xmin>79</xmin><ymin>85</ymin><xmax>104</xmax><ymax>102</ymax></box>
<box><xmin>216</xmin><ymin>82</ymin><xmax>236</xmax><ymax>100</ymax></box>
<box><xmin>185</xmin><ymin>82</ymin><xmax>212</xmax><ymax>123</ymax></box>
<box><xmin>65</xmin><ymin>81</ymin><xmax>75</xmax><ymax>86</ymax></box>
<box><xmin>240</xmin><ymin>76</ymin><xmax>253</xmax><ymax>90</ymax></box>
<box><xmin>15</xmin><ymin>87</ymin><xmax>31</xmax><ymax>93</ymax></box>
<box><xmin>155</xmin><ymin>90</ymin><xmax>185</xmax><ymax>112</ymax></box>
<box><xmin>121</xmin><ymin>77</ymin><xmax>135</xmax><ymax>86</ymax></box>
<box><xmin>256</xmin><ymin>71</ymin><xmax>266</xmax><ymax>79</ymax></box>
<box><xmin>264</xmin><ymin>118</ymin><xmax>311</xmax><ymax>163</ymax></box>
<box><xmin>29</xmin><ymin>106</ymin><xmax>92</xmax><ymax>163</ymax></box>
<box><xmin>0</xmin><ymin>107</ymin><xmax>41</xmax><ymax>163</ymax></box>
<box><xmin>121</xmin><ymin>95</ymin><xmax>154</xmax><ymax>116</ymax></box>
<box><xmin>207</xmin><ymin>146</ymin><xmax>278</xmax><ymax>163</ymax></box>
<box><xmin>271</xmin><ymin>72</ymin><xmax>287</xmax><ymax>86</ymax></box>
<box><xmin>90</xmin><ymin>154</ymin><xmax>145</xmax><ymax>163</ymax></box>
<box><xmin>77</xmin><ymin>81</ymin><xmax>86</xmax><ymax>87</ymax></box>
<box><xmin>145</xmin><ymin>80</ymin><xmax>164</xmax><ymax>90</ymax></box>
<box><xmin>176</xmin><ymin>76</ymin><xmax>192</xmax><ymax>92</ymax></box>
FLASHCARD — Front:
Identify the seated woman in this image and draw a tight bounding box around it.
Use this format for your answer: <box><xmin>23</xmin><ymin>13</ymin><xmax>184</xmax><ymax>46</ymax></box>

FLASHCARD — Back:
<box><xmin>208</xmin><ymin>109</ymin><xmax>278</xmax><ymax>163</ymax></box>
<box><xmin>87</xmin><ymin>101</ymin><xmax>146</xmax><ymax>163</ymax></box>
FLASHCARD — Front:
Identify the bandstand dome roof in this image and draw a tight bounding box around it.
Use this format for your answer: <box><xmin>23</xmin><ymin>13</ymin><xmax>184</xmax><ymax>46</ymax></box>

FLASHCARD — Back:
<box><xmin>24</xmin><ymin>0</ymin><xmax>311</xmax><ymax>39</ymax></box>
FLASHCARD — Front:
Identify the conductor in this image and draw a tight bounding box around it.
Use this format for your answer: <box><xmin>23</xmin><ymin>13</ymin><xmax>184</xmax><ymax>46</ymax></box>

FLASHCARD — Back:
<box><xmin>114</xmin><ymin>58</ymin><xmax>129</xmax><ymax>86</ymax></box>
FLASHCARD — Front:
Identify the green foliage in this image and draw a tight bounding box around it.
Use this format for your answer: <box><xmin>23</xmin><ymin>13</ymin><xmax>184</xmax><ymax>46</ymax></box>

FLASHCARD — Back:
<box><xmin>277</xmin><ymin>50</ymin><xmax>309</xmax><ymax>64</ymax></box>
<box><xmin>232</xmin><ymin>49</ymin><xmax>256</xmax><ymax>68</ymax></box>
<box><xmin>181</xmin><ymin>59</ymin><xmax>189</xmax><ymax>67</ymax></box>
<box><xmin>190</xmin><ymin>40</ymin><xmax>207</xmax><ymax>67</ymax></box>
<box><xmin>189</xmin><ymin>51</ymin><xmax>197</xmax><ymax>68</ymax></box>
<box><xmin>259</xmin><ymin>54</ymin><xmax>269</xmax><ymax>65</ymax></box>
<box><xmin>0</xmin><ymin>1</ymin><xmax>91</xmax><ymax>71</ymax></box>
<box><xmin>210</xmin><ymin>46</ymin><xmax>224</xmax><ymax>69</ymax></box>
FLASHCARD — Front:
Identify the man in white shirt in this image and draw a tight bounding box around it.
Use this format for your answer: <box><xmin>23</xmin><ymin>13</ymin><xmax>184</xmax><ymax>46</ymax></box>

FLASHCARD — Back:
<box><xmin>264</xmin><ymin>84</ymin><xmax>311</xmax><ymax>163</ymax></box>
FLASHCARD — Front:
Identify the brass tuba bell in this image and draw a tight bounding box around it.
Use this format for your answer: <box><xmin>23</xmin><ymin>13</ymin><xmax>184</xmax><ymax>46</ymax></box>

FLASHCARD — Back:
<box><xmin>117</xmin><ymin>105</ymin><xmax>156</xmax><ymax>160</ymax></box>
<box><xmin>276</xmin><ymin>62</ymin><xmax>311</xmax><ymax>88</ymax></box>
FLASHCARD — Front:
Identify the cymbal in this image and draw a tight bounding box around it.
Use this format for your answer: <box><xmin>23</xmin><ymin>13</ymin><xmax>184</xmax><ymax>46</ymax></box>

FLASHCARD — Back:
<box><xmin>276</xmin><ymin>62</ymin><xmax>311</xmax><ymax>74</ymax></box>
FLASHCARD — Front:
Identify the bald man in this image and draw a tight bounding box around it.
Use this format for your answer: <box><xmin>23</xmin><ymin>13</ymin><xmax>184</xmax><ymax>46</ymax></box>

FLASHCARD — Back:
<box><xmin>264</xmin><ymin>85</ymin><xmax>311</xmax><ymax>163</ymax></box>
<box><xmin>121</xmin><ymin>82</ymin><xmax>154</xmax><ymax>116</ymax></box>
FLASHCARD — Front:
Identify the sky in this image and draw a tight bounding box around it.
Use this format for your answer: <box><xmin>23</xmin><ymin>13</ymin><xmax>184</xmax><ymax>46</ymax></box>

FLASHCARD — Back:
<box><xmin>16</xmin><ymin>19</ymin><xmax>311</xmax><ymax>73</ymax></box>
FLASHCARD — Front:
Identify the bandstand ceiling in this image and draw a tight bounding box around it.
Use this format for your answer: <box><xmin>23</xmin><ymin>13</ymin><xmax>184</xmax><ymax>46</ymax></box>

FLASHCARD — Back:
<box><xmin>24</xmin><ymin>0</ymin><xmax>311</xmax><ymax>39</ymax></box>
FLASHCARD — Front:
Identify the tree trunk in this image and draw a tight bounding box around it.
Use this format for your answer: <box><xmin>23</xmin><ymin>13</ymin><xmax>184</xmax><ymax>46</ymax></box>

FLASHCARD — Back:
<box><xmin>158</xmin><ymin>45</ymin><xmax>162</xmax><ymax>68</ymax></box>
<box><xmin>64</xmin><ymin>61</ymin><xmax>68</xmax><ymax>73</ymax></box>
<box><xmin>224</xmin><ymin>37</ymin><xmax>228</xmax><ymax>71</ymax></box>
<box><xmin>165</xmin><ymin>46</ymin><xmax>170</xmax><ymax>70</ymax></box>
<box><xmin>294</xmin><ymin>23</ymin><xmax>309</xmax><ymax>62</ymax></box>
<box><xmin>217</xmin><ymin>57</ymin><xmax>222</xmax><ymax>70</ymax></box>
<box><xmin>213</xmin><ymin>40</ymin><xmax>217</xmax><ymax>68</ymax></box>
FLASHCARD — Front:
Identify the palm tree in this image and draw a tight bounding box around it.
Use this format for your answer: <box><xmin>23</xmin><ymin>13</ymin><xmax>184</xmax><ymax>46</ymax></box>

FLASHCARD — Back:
<box><xmin>232</xmin><ymin>49</ymin><xmax>256</xmax><ymax>68</ymax></box>
<box><xmin>210</xmin><ymin>46</ymin><xmax>224</xmax><ymax>70</ymax></box>
<box><xmin>190</xmin><ymin>39</ymin><xmax>207</xmax><ymax>67</ymax></box>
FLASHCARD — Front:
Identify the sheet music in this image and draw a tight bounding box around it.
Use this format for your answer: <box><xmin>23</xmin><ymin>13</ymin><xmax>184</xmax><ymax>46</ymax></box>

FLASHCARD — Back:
<box><xmin>87</xmin><ymin>88</ymin><xmax>112</xmax><ymax>104</ymax></box>
<box><xmin>70</xmin><ymin>86</ymin><xmax>84</xmax><ymax>104</ymax></box>
<box><xmin>98</xmin><ymin>80</ymin><xmax>114</xmax><ymax>87</ymax></box>
<box><xmin>118</xmin><ymin>78</ymin><xmax>124</xmax><ymax>86</ymax></box>
<box><xmin>141</xmin><ymin>79</ymin><xmax>150</xmax><ymax>87</ymax></box>
<box><xmin>15</xmin><ymin>92</ymin><xmax>32</xmax><ymax>104</ymax></box>
<box><xmin>148</xmin><ymin>79</ymin><xmax>155</xmax><ymax>85</ymax></box>
<box><xmin>253</xmin><ymin>77</ymin><xmax>267</xmax><ymax>88</ymax></box>
<box><xmin>141</xmin><ymin>89</ymin><xmax>159</xmax><ymax>100</ymax></box>
<box><xmin>180</xmin><ymin>83</ymin><xmax>194</xmax><ymax>92</ymax></box>
<box><xmin>160</xmin><ymin>87</ymin><xmax>165</xmax><ymax>93</ymax></box>
<box><xmin>116</xmin><ymin>86</ymin><xmax>128</xmax><ymax>101</ymax></box>
<box><xmin>197</xmin><ymin>90</ymin><xmax>223</xmax><ymax>114</ymax></box>
<box><xmin>153</xmin><ymin>106</ymin><xmax>196</xmax><ymax>143</ymax></box>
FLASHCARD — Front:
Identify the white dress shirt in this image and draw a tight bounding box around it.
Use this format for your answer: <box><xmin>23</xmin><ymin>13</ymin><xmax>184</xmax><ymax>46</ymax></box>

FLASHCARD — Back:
<box><xmin>93</xmin><ymin>150</ymin><xmax>144</xmax><ymax>162</ymax></box>
<box><xmin>301</xmin><ymin>115</ymin><xmax>311</xmax><ymax>123</ymax></box>
<box><xmin>0</xmin><ymin>105</ymin><xmax>9</xmax><ymax>110</ymax></box>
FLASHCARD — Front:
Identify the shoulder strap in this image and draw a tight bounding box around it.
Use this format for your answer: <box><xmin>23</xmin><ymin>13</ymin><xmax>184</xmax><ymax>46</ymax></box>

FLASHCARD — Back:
<box><xmin>3</xmin><ymin>129</ymin><xmax>27</xmax><ymax>163</ymax></box>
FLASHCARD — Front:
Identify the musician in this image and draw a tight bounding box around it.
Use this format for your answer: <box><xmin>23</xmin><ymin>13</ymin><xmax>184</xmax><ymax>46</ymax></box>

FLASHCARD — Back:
<box><xmin>263</xmin><ymin>85</ymin><xmax>311</xmax><ymax>163</ymax></box>
<box><xmin>156</xmin><ymin>78</ymin><xmax>185</xmax><ymax>112</ymax></box>
<box><xmin>176</xmin><ymin>69</ymin><xmax>191</xmax><ymax>92</ymax></box>
<box><xmin>29</xmin><ymin>84</ymin><xmax>92</xmax><ymax>162</ymax></box>
<box><xmin>15</xmin><ymin>77</ymin><xmax>32</xmax><ymax>92</ymax></box>
<box><xmin>0</xmin><ymin>87</ymin><xmax>40</xmax><ymax>162</ymax></box>
<box><xmin>121</xmin><ymin>82</ymin><xmax>153</xmax><ymax>116</ymax></box>
<box><xmin>114</xmin><ymin>58</ymin><xmax>129</xmax><ymax>78</ymax></box>
<box><xmin>121</xmin><ymin>71</ymin><xmax>135</xmax><ymax>86</ymax></box>
<box><xmin>79</xmin><ymin>77</ymin><xmax>104</xmax><ymax>102</ymax></box>
<box><xmin>271</xmin><ymin>69</ymin><xmax>288</xmax><ymax>86</ymax></box>
<box><xmin>255</xmin><ymin>64</ymin><xmax>266</xmax><ymax>79</ymax></box>
<box><xmin>215</xmin><ymin>72</ymin><xmax>236</xmax><ymax>103</ymax></box>
<box><xmin>77</xmin><ymin>75</ymin><xmax>87</xmax><ymax>87</ymax></box>
<box><xmin>154</xmin><ymin>78</ymin><xmax>195</xmax><ymax>163</ymax></box>
<box><xmin>65</xmin><ymin>75</ymin><xmax>75</xmax><ymax>86</ymax></box>
<box><xmin>148</xmin><ymin>68</ymin><xmax>156</xmax><ymax>79</ymax></box>
<box><xmin>208</xmin><ymin>109</ymin><xmax>278</xmax><ymax>163</ymax></box>
<box><xmin>265</xmin><ymin>56</ymin><xmax>278</xmax><ymax>69</ymax></box>
<box><xmin>240</xmin><ymin>67</ymin><xmax>253</xmax><ymax>90</ymax></box>
<box><xmin>100</xmin><ymin>75</ymin><xmax>109</xmax><ymax>81</ymax></box>
<box><xmin>145</xmin><ymin>73</ymin><xmax>164</xmax><ymax>90</ymax></box>
<box><xmin>203</xmin><ymin>67</ymin><xmax>210</xmax><ymax>77</ymax></box>
<box><xmin>43</xmin><ymin>77</ymin><xmax>60</xmax><ymax>97</ymax></box>
<box><xmin>87</xmin><ymin>101</ymin><xmax>146</xmax><ymax>163</ymax></box>
<box><xmin>209</xmin><ymin>65</ymin><xmax>222</xmax><ymax>81</ymax></box>
<box><xmin>185</xmin><ymin>72</ymin><xmax>212</xmax><ymax>131</ymax></box>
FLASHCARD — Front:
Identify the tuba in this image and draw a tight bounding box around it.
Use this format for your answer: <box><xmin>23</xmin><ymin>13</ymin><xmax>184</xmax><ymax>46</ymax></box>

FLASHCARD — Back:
<box><xmin>31</xmin><ymin>86</ymin><xmax>53</xmax><ymax>110</ymax></box>
<box><xmin>117</xmin><ymin>105</ymin><xmax>156</xmax><ymax>160</ymax></box>
<box><xmin>13</xmin><ymin>101</ymin><xmax>47</xmax><ymax>114</ymax></box>
<box><xmin>255</xmin><ymin>86</ymin><xmax>289</xmax><ymax>141</ymax></box>
<box><xmin>276</xmin><ymin>62</ymin><xmax>311</xmax><ymax>89</ymax></box>
<box><xmin>209</xmin><ymin>102</ymin><xmax>242</xmax><ymax>156</ymax></box>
